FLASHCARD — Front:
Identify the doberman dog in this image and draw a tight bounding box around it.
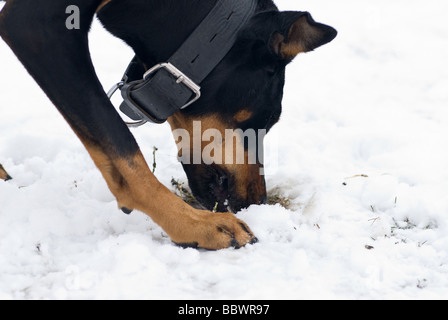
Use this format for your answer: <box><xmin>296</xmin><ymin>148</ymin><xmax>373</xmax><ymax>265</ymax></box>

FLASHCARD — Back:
<box><xmin>0</xmin><ymin>0</ymin><xmax>336</xmax><ymax>250</ymax></box>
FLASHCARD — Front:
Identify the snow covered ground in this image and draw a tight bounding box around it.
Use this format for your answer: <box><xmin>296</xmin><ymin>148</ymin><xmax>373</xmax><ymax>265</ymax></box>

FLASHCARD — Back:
<box><xmin>1</xmin><ymin>0</ymin><xmax>448</xmax><ymax>299</ymax></box>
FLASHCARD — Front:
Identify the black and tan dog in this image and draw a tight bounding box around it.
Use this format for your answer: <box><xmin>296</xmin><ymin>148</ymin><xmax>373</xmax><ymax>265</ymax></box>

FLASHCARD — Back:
<box><xmin>0</xmin><ymin>0</ymin><xmax>336</xmax><ymax>249</ymax></box>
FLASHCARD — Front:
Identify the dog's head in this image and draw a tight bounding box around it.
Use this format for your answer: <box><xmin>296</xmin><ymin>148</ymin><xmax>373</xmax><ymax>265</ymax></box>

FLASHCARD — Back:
<box><xmin>167</xmin><ymin>11</ymin><xmax>337</xmax><ymax>212</ymax></box>
<box><xmin>98</xmin><ymin>2</ymin><xmax>336</xmax><ymax>212</ymax></box>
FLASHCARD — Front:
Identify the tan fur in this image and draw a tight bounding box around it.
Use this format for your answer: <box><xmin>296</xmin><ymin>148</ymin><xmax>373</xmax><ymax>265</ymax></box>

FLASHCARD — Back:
<box><xmin>84</xmin><ymin>142</ymin><xmax>255</xmax><ymax>249</ymax></box>
<box><xmin>0</xmin><ymin>164</ymin><xmax>11</xmax><ymax>181</ymax></box>
<box><xmin>234</xmin><ymin>110</ymin><xmax>253</xmax><ymax>123</ymax></box>
<box><xmin>280</xmin><ymin>42</ymin><xmax>306</xmax><ymax>59</ymax></box>
<box><xmin>280</xmin><ymin>15</ymin><xmax>320</xmax><ymax>58</ymax></box>
<box><xmin>168</xmin><ymin>112</ymin><xmax>265</xmax><ymax>205</ymax></box>
<box><xmin>96</xmin><ymin>0</ymin><xmax>113</xmax><ymax>13</ymax></box>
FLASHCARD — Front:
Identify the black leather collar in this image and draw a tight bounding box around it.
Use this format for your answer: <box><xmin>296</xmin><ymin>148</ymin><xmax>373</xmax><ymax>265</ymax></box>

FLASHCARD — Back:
<box><xmin>117</xmin><ymin>0</ymin><xmax>257</xmax><ymax>125</ymax></box>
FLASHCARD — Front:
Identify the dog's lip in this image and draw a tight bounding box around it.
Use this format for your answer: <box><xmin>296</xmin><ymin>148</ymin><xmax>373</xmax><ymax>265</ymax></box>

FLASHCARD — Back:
<box><xmin>195</xmin><ymin>193</ymin><xmax>230</xmax><ymax>211</ymax></box>
<box><xmin>193</xmin><ymin>191</ymin><xmax>238</xmax><ymax>213</ymax></box>
<box><xmin>210</xmin><ymin>182</ymin><xmax>230</xmax><ymax>203</ymax></box>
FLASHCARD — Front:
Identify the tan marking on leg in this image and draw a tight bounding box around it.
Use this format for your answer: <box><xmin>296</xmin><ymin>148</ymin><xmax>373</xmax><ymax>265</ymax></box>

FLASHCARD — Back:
<box><xmin>84</xmin><ymin>143</ymin><xmax>256</xmax><ymax>249</ymax></box>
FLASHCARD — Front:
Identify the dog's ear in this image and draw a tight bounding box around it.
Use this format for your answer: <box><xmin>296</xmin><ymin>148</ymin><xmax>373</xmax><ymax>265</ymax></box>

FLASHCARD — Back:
<box><xmin>271</xmin><ymin>12</ymin><xmax>337</xmax><ymax>60</ymax></box>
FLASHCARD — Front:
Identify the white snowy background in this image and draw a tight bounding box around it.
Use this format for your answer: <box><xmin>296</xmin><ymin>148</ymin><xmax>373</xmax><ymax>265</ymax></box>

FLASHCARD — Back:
<box><xmin>1</xmin><ymin>0</ymin><xmax>448</xmax><ymax>299</ymax></box>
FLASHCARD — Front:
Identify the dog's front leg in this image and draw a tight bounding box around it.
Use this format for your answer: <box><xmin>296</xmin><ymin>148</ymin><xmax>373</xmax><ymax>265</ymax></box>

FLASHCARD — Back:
<box><xmin>0</xmin><ymin>0</ymin><xmax>257</xmax><ymax>249</ymax></box>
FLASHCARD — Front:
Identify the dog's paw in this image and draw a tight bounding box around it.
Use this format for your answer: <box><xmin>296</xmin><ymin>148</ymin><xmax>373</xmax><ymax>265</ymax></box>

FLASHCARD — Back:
<box><xmin>172</xmin><ymin>211</ymin><xmax>258</xmax><ymax>250</ymax></box>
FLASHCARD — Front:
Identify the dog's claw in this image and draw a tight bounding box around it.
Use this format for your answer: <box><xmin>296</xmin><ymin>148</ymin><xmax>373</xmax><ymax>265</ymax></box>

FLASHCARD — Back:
<box><xmin>121</xmin><ymin>207</ymin><xmax>133</xmax><ymax>215</ymax></box>
<box><xmin>172</xmin><ymin>212</ymin><xmax>257</xmax><ymax>251</ymax></box>
<box><xmin>230</xmin><ymin>239</ymin><xmax>241</xmax><ymax>249</ymax></box>
<box><xmin>250</xmin><ymin>237</ymin><xmax>259</xmax><ymax>245</ymax></box>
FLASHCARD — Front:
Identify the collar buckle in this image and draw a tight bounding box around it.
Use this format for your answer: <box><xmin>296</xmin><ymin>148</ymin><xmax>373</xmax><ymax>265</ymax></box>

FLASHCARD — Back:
<box><xmin>143</xmin><ymin>63</ymin><xmax>201</xmax><ymax>110</ymax></box>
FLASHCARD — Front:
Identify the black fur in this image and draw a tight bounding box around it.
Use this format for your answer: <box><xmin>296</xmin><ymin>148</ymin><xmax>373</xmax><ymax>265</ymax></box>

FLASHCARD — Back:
<box><xmin>0</xmin><ymin>0</ymin><xmax>336</xmax><ymax>212</ymax></box>
<box><xmin>98</xmin><ymin>1</ymin><xmax>286</xmax><ymax>133</ymax></box>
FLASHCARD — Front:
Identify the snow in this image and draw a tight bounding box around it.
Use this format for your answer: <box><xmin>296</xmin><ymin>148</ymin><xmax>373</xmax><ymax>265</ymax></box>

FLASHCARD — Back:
<box><xmin>1</xmin><ymin>0</ymin><xmax>448</xmax><ymax>299</ymax></box>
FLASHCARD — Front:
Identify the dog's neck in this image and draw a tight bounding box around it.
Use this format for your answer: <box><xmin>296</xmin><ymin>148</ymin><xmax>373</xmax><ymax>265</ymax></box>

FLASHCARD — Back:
<box><xmin>97</xmin><ymin>0</ymin><xmax>216</xmax><ymax>68</ymax></box>
<box><xmin>97</xmin><ymin>0</ymin><xmax>277</xmax><ymax>68</ymax></box>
